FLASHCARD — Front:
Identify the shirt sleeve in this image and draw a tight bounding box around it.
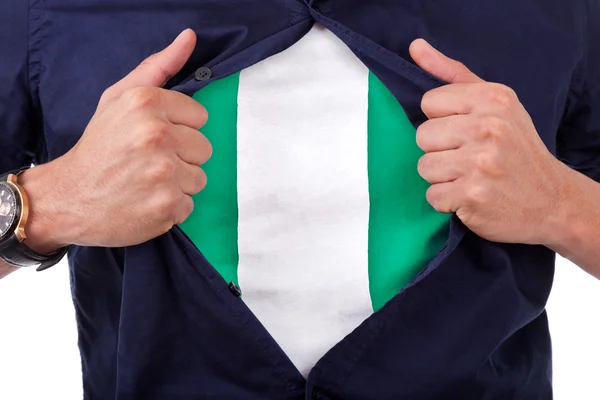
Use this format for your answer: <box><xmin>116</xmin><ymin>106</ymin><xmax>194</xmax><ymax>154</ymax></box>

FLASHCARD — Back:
<box><xmin>0</xmin><ymin>0</ymin><xmax>44</xmax><ymax>173</ymax></box>
<box><xmin>556</xmin><ymin>0</ymin><xmax>600</xmax><ymax>183</ymax></box>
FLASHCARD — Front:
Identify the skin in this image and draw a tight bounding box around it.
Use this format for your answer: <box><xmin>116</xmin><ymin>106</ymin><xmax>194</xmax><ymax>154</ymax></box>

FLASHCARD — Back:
<box><xmin>409</xmin><ymin>39</ymin><xmax>600</xmax><ymax>278</ymax></box>
<box><xmin>0</xmin><ymin>32</ymin><xmax>599</xmax><ymax>280</ymax></box>
<box><xmin>4</xmin><ymin>29</ymin><xmax>209</xmax><ymax>252</ymax></box>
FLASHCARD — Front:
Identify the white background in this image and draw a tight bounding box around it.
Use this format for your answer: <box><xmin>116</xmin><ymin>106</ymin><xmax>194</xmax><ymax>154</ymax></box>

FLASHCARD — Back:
<box><xmin>0</xmin><ymin>256</ymin><xmax>598</xmax><ymax>399</ymax></box>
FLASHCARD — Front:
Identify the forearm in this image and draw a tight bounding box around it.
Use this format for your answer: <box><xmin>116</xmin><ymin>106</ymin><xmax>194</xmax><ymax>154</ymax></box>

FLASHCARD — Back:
<box><xmin>544</xmin><ymin>163</ymin><xmax>600</xmax><ymax>279</ymax></box>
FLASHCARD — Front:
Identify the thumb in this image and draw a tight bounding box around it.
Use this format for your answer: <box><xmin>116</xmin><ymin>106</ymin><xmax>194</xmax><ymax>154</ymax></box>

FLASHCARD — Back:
<box><xmin>409</xmin><ymin>38</ymin><xmax>483</xmax><ymax>84</ymax></box>
<box><xmin>108</xmin><ymin>29</ymin><xmax>197</xmax><ymax>97</ymax></box>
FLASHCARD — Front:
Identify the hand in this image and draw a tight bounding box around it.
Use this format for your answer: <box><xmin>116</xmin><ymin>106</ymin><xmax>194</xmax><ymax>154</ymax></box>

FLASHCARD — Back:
<box><xmin>409</xmin><ymin>39</ymin><xmax>569</xmax><ymax>245</ymax></box>
<box><xmin>20</xmin><ymin>29</ymin><xmax>211</xmax><ymax>251</ymax></box>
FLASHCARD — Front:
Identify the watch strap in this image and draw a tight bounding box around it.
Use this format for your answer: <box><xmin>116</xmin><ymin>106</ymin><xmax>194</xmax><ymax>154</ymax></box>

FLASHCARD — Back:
<box><xmin>0</xmin><ymin>235</ymin><xmax>68</xmax><ymax>271</ymax></box>
<box><xmin>0</xmin><ymin>166</ymin><xmax>68</xmax><ymax>271</ymax></box>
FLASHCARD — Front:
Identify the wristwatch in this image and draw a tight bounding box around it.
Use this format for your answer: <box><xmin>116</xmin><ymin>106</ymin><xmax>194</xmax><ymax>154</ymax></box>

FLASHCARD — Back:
<box><xmin>0</xmin><ymin>167</ymin><xmax>67</xmax><ymax>271</ymax></box>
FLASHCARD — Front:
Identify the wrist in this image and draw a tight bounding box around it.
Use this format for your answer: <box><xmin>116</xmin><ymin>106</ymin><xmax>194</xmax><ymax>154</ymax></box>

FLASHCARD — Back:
<box><xmin>538</xmin><ymin>162</ymin><xmax>585</xmax><ymax>256</ymax></box>
<box><xmin>18</xmin><ymin>161</ymin><xmax>74</xmax><ymax>254</ymax></box>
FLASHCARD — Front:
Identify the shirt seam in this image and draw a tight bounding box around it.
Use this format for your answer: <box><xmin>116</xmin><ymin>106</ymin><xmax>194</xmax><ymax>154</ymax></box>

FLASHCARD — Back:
<box><xmin>286</xmin><ymin>0</ymin><xmax>310</xmax><ymax>27</ymax></box>
<box><xmin>28</xmin><ymin>0</ymin><xmax>47</xmax><ymax>163</ymax></box>
<box><xmin>27</xmin><ymin>0</ymin><xmax>42</xmax><ymax>110</ymax></box>
<box><xmin>579</xmin><ymin>0</ymin><xmax>591</xmax><ymax>98</ymax></box>
<box><xmin>564</xmin><ymin>0</ymin><xmax>589</xmax><ymax>120</ymax></box>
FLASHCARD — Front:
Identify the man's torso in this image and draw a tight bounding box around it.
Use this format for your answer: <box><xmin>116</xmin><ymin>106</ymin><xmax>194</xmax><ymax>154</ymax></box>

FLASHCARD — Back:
<box><xmin>22</xmin><ymin>0</ymin><xmax>585</xmax><ymax>397</ymax></box>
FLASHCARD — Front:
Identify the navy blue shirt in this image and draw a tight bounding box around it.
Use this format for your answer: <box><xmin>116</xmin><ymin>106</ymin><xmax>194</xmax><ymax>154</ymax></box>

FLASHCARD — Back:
<box><xmin>1</xmin><ymin>1</ymin><xmax>599</xmax><ymax>399</ymax></box>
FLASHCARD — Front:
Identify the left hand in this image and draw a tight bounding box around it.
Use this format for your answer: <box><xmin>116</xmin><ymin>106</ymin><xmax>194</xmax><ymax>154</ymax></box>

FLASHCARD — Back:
<box><xmin>409</xmin><ymin>39</ymin><xmax>569</xmax><ymax>245</ymax></box>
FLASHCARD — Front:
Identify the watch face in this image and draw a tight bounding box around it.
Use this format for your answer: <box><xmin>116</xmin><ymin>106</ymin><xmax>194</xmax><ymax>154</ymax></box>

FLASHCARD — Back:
<box><xmin>0</xmin><ymin>183</ymin><xmax>18</xmax><ymax>239</ymax></box>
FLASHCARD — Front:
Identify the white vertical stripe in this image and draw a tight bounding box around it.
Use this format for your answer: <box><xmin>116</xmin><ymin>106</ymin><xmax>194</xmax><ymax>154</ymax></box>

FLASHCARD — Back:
<box><xmin>237</xmin><ymin>24</ymin><xmax>373</xmax><ymax>377</ymax></box>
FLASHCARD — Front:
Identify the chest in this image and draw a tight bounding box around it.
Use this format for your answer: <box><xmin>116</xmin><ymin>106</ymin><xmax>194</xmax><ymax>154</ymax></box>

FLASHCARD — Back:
<box><xmin>33</xmin><ymin>0</ymin><xmax>583</xmax><ymax>162</ymax></box>
<box><xmin>177</xmin><ymin>24</ymin><xmax>451</xmax><ymax>376</ymax></box>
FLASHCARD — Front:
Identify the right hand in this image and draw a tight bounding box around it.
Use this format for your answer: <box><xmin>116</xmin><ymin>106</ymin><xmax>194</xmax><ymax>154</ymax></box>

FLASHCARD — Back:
<box><xmin>21</xmin><ymin>29</ymin><xmax>211</xmax><ymax>251</ymax></box>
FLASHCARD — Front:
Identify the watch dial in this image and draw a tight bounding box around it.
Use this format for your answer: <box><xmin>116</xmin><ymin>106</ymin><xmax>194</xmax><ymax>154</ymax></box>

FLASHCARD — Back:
<box><xmin>0</xmin><ymin>183</ymin><xmax>17</xmax><ymax>238</ymax></box>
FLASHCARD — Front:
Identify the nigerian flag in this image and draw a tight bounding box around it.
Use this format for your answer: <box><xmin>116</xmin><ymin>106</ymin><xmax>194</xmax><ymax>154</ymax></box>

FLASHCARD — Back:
<box><xmin>179</xmin><ymin>25</ymin><xmax>450</xmax><ymax>374</ymax></box>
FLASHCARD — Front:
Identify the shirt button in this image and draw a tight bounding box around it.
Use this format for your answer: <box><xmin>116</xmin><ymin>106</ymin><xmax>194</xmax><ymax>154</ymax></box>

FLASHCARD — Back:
<box><xmin>228</xmin><ymin>282</ymin><xmax>242</xmax><ymax>297</ymax></box>
<box><xmin>195</xmin><ymin>66</ymin><xmax>212</xmax><ymax>81</ymax></box>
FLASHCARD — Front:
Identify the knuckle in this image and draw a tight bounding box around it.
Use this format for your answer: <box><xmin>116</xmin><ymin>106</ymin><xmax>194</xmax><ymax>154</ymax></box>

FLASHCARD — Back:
<box><xmin>197</xmin><ymin>103</ymin><xmax>209</xmax><ymax>128</ymax></box>
<box><xmin>158</xmin><ymin>218</ymin><xmax>175</xmax><ymax>235</ymax></box>
<box><xmin>481</xmin><ymin>116</ymin><xmax>509</xmax><ymax>138</ymax></box>
<box><xmin>425</xmin><ymin>186</ymin><xmax>440</xmax><ymax>209</ymax></box>
<box><xmin>174</xmin><ymin>197</ymin><xmax>194</xmax><ymax>225</ymax></box>
<box><xmin>198</xmin><ymin>135</ymin><xmax>213</xmax><ymax>165</ymax></box>
<box><xmin>186</xmin><ymin>167</ymin><xmax>207</xmax><ymax>194</ymax></box>
<box><xmin>147</xmin><ymin>158</ymin><xmax>176</xmax><ymax>182</ymax></box>
<box><xmin>415</xmin><ymin>123</ymin><xmax>430</xmax><ymax>150</ymax></box>
<box><xmin>125</xmin><ymin>87</ymin><xmax>159</xmax><ymax>110</ymax></box>
<box><xmin>156</xmin><ymin>217</ymin><xmax>178</xmax><ymax>236</ymax></box>
<box><xmin>487</xmin><ymin>84</ymin><xmax>515</xmax><ymax>109</ymax></box>
<box><xmin>474</xmin><ymin>146</ymin><xmax>504</xmax><ymax>177</ymax></box>
<box><xmin>154</xmin><ymin>190</ymin><xmax>181</xmax><ymax>217</ymax></box>
<box><xmin>195</xmin><ymin>168</ymin><xmax>208</xmax><ymax>192</ymax></box>
<box><xmin>99</xmin><ymin>87</ymin><xmax>118</xmax><ymax>105</ymax></box>
<box><xmin>205</xmin><ymin>140</ymin><xmax>213</xmax><ymax>162</ymax></box>
<box><xmin>425</xmin><ymin>185</ymin><xmax>435</xmax><ymax>203</ymax></box>
<box><xmin>136</xmin><ymin>120</ymin><xmax>169</xmax><ymax>149</ymax></box>
<box><xmin>499</xmin><ymin>84</ymin><xmax>517</xmax><ymax>98</ymax></box>
<box><xmin>474</xmin><ymin>152</ymin><xmax>497</xmax><ymax>174</ymax></box>
<box><xmin>143</xmin><ymin>53</ymin><xmax>159</xmax><ymax>66</ymax></box>
<box><xmin>455</xmin><ymin>61</ymin><xmax>468</xmax><ymax>72</ymax></box>
<box><xmin>453</xmin><ymin>64</ymin><xmax>471</xmax><ymax>81</ymax></box>
<box><xmin>421</xmin><ymin>91</ymin><xmax>434</xmax><ymax>114</ymax></box>
<box><xmin>465</xmin><ymin>184</ymin><xmax>488</xmax><ymax>205</ymax></box>
<box><xmin>171</xmin><ymin>93</ymin><xmax>208</xmax><ymax>130</ymax></box>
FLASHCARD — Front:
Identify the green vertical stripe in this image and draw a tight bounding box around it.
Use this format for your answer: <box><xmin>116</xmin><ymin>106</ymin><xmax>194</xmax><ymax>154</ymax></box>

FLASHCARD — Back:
<box><xmin>179</xmin><ymin>73</ymin><xmax>241</xmax><ymax>286</ymax></box>
<box><xmin>367</xmin><ymin>72</ymin><xmax>450</xmax><ymax>311</ymax></box>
